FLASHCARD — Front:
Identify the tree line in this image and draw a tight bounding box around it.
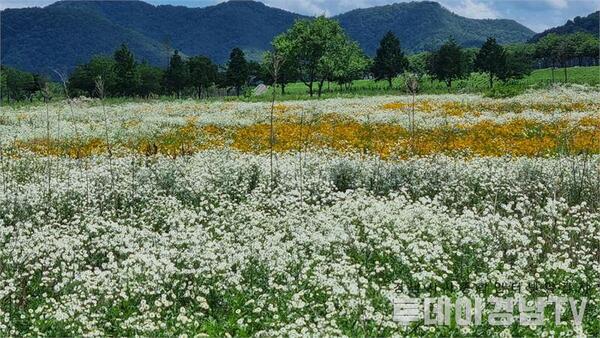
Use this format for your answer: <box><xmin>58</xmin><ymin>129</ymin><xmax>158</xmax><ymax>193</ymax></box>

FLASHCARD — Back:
<box><xmin>534</xmin><ymin>32</ymin><xmax>599</xmax><ymax>82</ymax></box>
<box><xmin>1</xmin><ymin>17</ymin><xmax>598</xmax><ymax>102</ymax></box>
<box><xmin>0</xmin><ymin>66</ymin><xmax>50</xmax><ymax>102</ymax></box>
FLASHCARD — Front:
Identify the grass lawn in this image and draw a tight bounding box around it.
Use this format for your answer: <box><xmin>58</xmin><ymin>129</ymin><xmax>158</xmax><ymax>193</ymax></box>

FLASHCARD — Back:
<box><xmin>248</xmin><ymin>65</ymin><xmax>600</xmax><ymax>101</ymax></box>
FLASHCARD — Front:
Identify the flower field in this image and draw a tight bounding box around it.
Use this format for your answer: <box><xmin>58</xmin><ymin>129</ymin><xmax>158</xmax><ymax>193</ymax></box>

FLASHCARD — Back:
<box><xmin>2</xmin><ymin>86</ymin><xmax>599</xmax><ymax>158</ymax></box>
<box><xmin>1</xmin><ymin>87</ymin><xmax>599</xmax><ymax>336</ymax></box>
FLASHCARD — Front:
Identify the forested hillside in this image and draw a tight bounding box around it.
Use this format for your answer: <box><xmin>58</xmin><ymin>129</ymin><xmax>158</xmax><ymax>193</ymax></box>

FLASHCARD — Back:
<box><xmin>1</xmin><ymin>5</ymin><xmax>170</xmax><ymax>74</ymax></box>
<box><xmin>334</xmin><ymin>1</ymin><xmax>534</xmax><ymax>54</ymax></box>
<box><xmin>1</xmin><ymin>0</ymin><xmax>535</xmax><ymax>75</ymax></box>
<box><xmin>530</xmin><ymin>11</ymin><xmax>599</xmax><ymax>42</ymax></box>
<box><xmin>1</xmin><ymin>0</ymin><xmax>303</xmax><ymax>74</ymax></box>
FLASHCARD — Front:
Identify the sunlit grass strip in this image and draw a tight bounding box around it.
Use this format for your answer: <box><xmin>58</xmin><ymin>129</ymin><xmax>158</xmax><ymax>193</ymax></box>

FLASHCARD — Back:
<box><xmin>13</xmin><ymin>117</ymin><xmax>600</xmax><ymax>158</ymax></box>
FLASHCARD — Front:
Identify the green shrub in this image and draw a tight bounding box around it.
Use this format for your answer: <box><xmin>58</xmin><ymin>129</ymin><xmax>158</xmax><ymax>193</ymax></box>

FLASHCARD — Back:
<box><xmin>484</xmin><ymin>84</ymin><xmax>525</xmax><ymax>98</ymax></box>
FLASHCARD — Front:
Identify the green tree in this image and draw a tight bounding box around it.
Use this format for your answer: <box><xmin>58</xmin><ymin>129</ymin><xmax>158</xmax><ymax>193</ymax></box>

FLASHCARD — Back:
<box><xmin>535</xmin><ymin>34</ymin><xmax>561</xmax><ymax>83</ymax></box>
<box><xmin>216</xmin><ymin>66</ymin><xmax>228</xmax><ymax>88</ymax></box>
<box><xmin>113</xmin><ymin>44</ymin><xmax>137</xmax><ymax>97</ymax></box>
<box><xmin>572</xmin><ymin>32</ymin><xmax>599</xmax><ymax>66</ymax></box>
<box><xmin>475</xmin><ymin>37</ymin><xmax>506</xmax><ymax>88</ymax></box>
<box><xmin>68</xmin><ymin>64</ymin><xmax>94</xmax><ymax>96</ymax></box>
<box><xmin>164</xmin><ymin>50</ymin><xmax>189</xmax><ymax>98</ymax></box>
<box><xmin>462</xmin><ymin>47</ymin><xmax>478</xmax><ymax>74</ymax></box>
<box><xmin>68</xmin><ymin>56</ymin><xmax>116</xmax><ymax>97</ymax></box>
<box><xmin>556</xmin><ymin>35</ymin><xmax>577</xmax><ymax>81</ymax></box>
<box><xmin>137</xmin><ymin>62</ymin><xmax>163</xmax><ymax>98</ymax></box>
<box><xmin>427</xmin><ymin>39</ymin><xmax>468</xmax><ymax>90</ymax></box>
<box><xmin>273</xmin><ymin>16</ymin><xmax>352</xmax><ymax>97</ymax></box>
<box><xmin>407</xmin><ymin>52</ymin><xmax>430</xmax><ymax>79</ymax></box>
<box><xmin>89</xmin><ymin>56</ymin><xmax>117</xmax><ymax>95</ymax></box>
<box><xmin>0</xmin><ymin>67</ymin><xmax>6</xmax><ymax>102</ymax></box>
<box><xmin>582</xmin><ymin>35</ymin><xmax>600</xmax><ymax>65</ymax></box>
<box><xmin>188</xmin><ymin>55</ymin><xmax>218</xmax><ymax>98</ymax></box>
<box><xmin>25</xmin><ymin>74</ymin><xmax>48</xmax><ymax>102</ymax></box>
<box><xmin>315</xmin><ymin>24</ymin><xmax>351</xmax><ymax>96</ymax></box>
<box><xmin>226</xmin><ymin>48</ymin><xmax>248</xmax><ymax>96</ymax></box>
<box><xmin>262</xmin><ymin>51</ymin><xmax>298</xmax><ymax>95</ymax></box>
<box><xmin>247</xmin><ymin>60</ymin><xmax>264</xmax><ymax>84</ymax></box>
<box><xmin>0</xmin><ymin>66</ymin><xmax>35</xmax><ymax>102</ymax></box>
<box><xmin>499</xmin><ymin>44</ymin><xmax>533</xmax><ymax>82</ymax></box>
<box><xmin>332</xmin><ymin>41</ymin><xmax>370</xmax><ymax>89</ymax></box>
<box><xmin>371</xmin><ymin>31</ymin><xmax>408</xmax><ymax>88</ymax></box>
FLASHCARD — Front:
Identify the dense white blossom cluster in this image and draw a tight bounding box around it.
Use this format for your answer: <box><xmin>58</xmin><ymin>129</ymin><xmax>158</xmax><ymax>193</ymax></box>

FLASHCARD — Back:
<box><xmin>1</xmin><ymin>150</ymin><xmax>598</xmax><ymax>336</ymax></box>
<box><xmin>1</xmin><ymin>86</ymin><xmax>598</xmax><ymax>143</ymax></box>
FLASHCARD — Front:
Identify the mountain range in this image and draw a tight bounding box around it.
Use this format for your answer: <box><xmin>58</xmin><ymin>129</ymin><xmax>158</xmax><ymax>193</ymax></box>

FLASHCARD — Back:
<box><xmin>1</xmin><ymin>0</ymin><xmax>538</xmax><ymax>75</ymax></box>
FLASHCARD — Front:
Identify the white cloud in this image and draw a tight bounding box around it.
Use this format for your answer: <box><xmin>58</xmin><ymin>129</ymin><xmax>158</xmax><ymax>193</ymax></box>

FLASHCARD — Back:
<box><xmin>440</xmin><ymin>0</ymin><xmax>499</xmax><ymax>19</ymax></box>
<box><xmin>261</xmin><ymin>0</ymin><xmax>374</xmax><ymax>16</ymax></box>
<box><xmin>262</xmin><ymin>0</ymin><xmax>328</xmax><ymax>16</ymax></box>
<box><xmin>544</xmin><ymin>0</ymin><xmax>569</xmax><ymax>9</ymax></box>
<box><xmin>261</xmin><ymin>0</ymin><xmax>502</xmax><ymax>19</ymax></box>
<box><xmin>0</xmin><ymin>0</ymin><xmax>53</xmax><ymax>10</ymax></box>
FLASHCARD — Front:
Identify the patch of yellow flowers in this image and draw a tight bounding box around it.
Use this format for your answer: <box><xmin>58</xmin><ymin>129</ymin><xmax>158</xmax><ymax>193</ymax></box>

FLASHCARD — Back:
<box><xmin>16</xmin><ymin>113</ymin><xmax>600</xmax><ymax>158</ymax></box>
<box><xmin>383</xmin><ymin>100</ymin><xmax>599</xmax><ymax>115</ymax></box>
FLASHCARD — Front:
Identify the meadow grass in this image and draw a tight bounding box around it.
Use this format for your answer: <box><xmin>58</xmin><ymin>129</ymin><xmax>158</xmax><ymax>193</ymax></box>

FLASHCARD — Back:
<box><xmin>237</xmin><ymin>66</ymin><xmax>600</xmax><ymax>102</ymax></box>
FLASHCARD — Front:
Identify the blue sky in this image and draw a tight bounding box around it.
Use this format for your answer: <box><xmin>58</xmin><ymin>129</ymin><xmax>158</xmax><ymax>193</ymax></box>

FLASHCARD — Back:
<box><xmin>1</xmin><ymin>0</ymin><xmax>598</xmax><ymax>32</ymax></box>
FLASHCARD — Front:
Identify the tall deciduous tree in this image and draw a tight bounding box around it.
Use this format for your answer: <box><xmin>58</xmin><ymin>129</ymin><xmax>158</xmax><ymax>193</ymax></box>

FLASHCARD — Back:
<box><xmin>113</xmin><ymin>44</ymin><xmax>137</xmax><ymax>96</ymax></box>
<box><xmin>68</xmin><ymin>56</ymin><xmax>116</xmax><ymax>97</ymax></box>
<box><xmin>273</xmin><ymin>16</ymin><xmax>354</xmax><ymax>97</ymax></box>
<box><xmin>475</xmin><ymin>37</ymin><xmax>506</xmax><ymax>88</ymax></box>
<box><xmin>535</xmin><ymin>34</ymin><xmax>561</xmax><ymax>83</ymax></box>
<box><xmin>427</xmin><ymin>39</ymin><xmax>467</xmax><ymax>90</ymax></box>
<box><xmin>572</xmin><ymin>32</ymin><xmax>599</xmax><ymax>66</ymax></box>
<box><xmin>137</xmin><ymin>62</ymin><xmax>163</xmax><ymax>98</ymax></box>
<box><xmin>164</xmin><ymin>50</ymin><xmax>189</xmax><ymax>98</ymax></box>
<box><xmin>1</xmin><ymin>66</ymin><xmax>35</xmax><ymax>102</ymax></box>
<box><xmin>499</xmin><ymin>44</ymin><xmax>533</xmax><ymax>82</ymax></box>
<box><xmin>246</xmin><ymin>60</ymin><xmax>264</xmax><ymax>84</ymax></box>
<box><xmin>331</xmin><ymin>41</ymin><xmax>370</xmax><ymax>89</ymax></box>
<box><xmin>188</xmin><ymin>55</ymin><xmax>218</xmax><ymax>98</ymax></box>
<box><xmin>407</xmin><ymin>52</ymin><xmax>430</xmax><ymax>79</ymax></box>
<box><xmin>262</xmin><ymin>50</ymin><xmax>299</xmax><ymax>95</ymax></box>
<box><xmin>556</xmin><ymin>35</ymin><xmax>577</xmax><ymax>81</ymax></box>
<box><xmin>371</xmin><ymin>31</ymin><xmax>408</xmax><ymax>88</ymax></box>
<box><xmin>226</xmin><ymin>48</ymin><xmax>248</xmax><ymax>96</ymax></box>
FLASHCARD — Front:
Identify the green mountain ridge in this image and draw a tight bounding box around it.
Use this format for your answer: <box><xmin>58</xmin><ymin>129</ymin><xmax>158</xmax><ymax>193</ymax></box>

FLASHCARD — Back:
<box><xmin>2</xmin><ymin>6</ymin><xmax>172</xmax><ymax>75</ymax></box>
<box><xmin>1</xmin><ymin>0</ymin><xmax>536</xmax><ymax>76</ymax></box>
<box><xmin>333</xmin><ymin>1</ymin><xmax>534</xmax><ymax>53</ymax></box>
<box><xmin>529</xmin><ymin>11</ymin><xmax>599</xmax><ymax>42</ymax></box>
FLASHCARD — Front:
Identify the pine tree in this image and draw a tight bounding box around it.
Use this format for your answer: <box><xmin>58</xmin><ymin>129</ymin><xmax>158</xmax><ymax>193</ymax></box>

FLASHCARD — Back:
<box><xmin>475</xmin><ymin>37</ymin><xmax>506</xmax><ymax>88</ymax></box>
<box><xmin>113</xmin><ymin>44</ymin><xmax>137</xmax><ymax>97</ymax></box>
<box><xmin>164</xmin><ymin>50</ymin><xmax>189</xmax><ymax>98</ymax></box>
<box><xmin>371</xmin><ymin>31</ymin><xmax>408</xmax><ymax>88</ymax></box>
<box><xmin>226</xmin><ymin>48</ymin><xmax>248</xmax><ymax>96</ymax></box>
